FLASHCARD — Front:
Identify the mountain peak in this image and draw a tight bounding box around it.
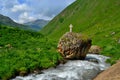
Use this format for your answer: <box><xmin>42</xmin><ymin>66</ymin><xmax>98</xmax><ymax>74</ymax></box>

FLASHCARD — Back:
<box><xmin>0</xmin><ymin>14</ymin><xmax>28</xmax><ymax>29</ymax></box>
<box><xmin>24</xmin><ymin>19</ymin><xmax>50</xmax><ymax>31</ymax></box>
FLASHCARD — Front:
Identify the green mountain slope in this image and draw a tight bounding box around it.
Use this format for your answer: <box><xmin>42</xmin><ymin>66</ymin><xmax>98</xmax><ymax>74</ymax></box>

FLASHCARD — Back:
<box><xmin>0</xmin><ymin>25</ymin><xmax>61</xmax><ymax>80</ymax></box>
<box><xmin>41</xmin><ymin>0</ymin><xmax>120</xmax><ymax>64</ymax></box>
<box><xmin>0</xmin><ymin>14</ymin><xmax>29</xmax><ymax>30</ymax></box>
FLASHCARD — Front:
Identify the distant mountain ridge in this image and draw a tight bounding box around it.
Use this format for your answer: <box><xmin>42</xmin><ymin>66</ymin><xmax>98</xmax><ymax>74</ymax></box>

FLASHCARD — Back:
<box><xmin>24</xmin><ymin>19</ymin><xmax>49</xmax><ymax>31</ymax></box>
<box><xmin>0</xmin><ymin>14</ymin><xmax>29</xmax><ymax>30</ymax></box>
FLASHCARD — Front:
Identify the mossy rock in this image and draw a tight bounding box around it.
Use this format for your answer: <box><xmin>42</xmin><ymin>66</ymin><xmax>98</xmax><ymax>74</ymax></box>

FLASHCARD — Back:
<box><xmin>58</xmin><ymin>32</ymin><xmax>92</xmax><ymax>60</ymax></box>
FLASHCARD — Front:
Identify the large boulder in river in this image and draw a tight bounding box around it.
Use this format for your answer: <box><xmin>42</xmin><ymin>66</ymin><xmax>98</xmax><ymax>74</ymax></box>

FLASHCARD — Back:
<box><xmin>57</xmin><ymin>32</ymin><xmax>92</xmax><ymax>60</ymax></box>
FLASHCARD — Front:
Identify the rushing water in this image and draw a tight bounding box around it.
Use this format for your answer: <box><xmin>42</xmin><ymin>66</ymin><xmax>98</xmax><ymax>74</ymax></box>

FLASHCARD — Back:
<box><xmin>12</xmin><ymin>54</ymin><xmax>110</xmax><ymax>80</ymax></box>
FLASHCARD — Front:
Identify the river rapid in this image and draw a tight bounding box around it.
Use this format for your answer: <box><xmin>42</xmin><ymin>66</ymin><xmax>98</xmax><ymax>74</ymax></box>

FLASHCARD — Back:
<box><xmin>12</xmin><ymin>54</ymin><xmax>110</xmax><ymax>80</ymax></box>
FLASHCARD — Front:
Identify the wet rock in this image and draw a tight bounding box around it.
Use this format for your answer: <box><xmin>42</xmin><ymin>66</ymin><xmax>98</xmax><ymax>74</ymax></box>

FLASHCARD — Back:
<box><xmin>85</xmin><ymin>57</ymin><xmax>99</xmax><ymax>64</ymax></box>
<box><xmin>57</xmin><ymin>59</ymin><xmax>67</xmax><ymax>65</ymax></box>
<box><xmin>57</xmin><ymin>32</ymin><xmax>92</xmax><ymax>60</ymax></box>
<box><xmin>34</xmin><ymin>69</ymin><xmax>42</xmax><ymax>74</ymax></box>
<box><xmin>19</xmin><ymin>71</ymin><xmax>27</xmax><ymax>76</ymax></box>
<box><xmin>89</xmin><ymin>45</ymin><xmax>102</xmax><ymax>54</ymax></box>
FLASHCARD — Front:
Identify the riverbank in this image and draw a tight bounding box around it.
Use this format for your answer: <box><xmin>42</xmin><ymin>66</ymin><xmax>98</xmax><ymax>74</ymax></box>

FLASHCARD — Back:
<box><xmin>12</xmin><ymin>54</ymin><xmax>110</xmax><ymax>80</ymax></box>
<box><xmin>0</xmin><ymin>25</ymin><xmax>62</xmax><ymax>80</ymax></box>
<box><xmin>94</xmin><ymin>60</ymin><xmax>120</xmax><ymax>80</ymax></box>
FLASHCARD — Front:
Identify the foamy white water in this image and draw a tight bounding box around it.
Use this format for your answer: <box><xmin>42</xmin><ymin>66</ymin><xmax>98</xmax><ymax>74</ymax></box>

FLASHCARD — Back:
<box><xmin>12</xmin><ymin>54</ymin><xmax>110</xmax><ymax>80</ymax></box>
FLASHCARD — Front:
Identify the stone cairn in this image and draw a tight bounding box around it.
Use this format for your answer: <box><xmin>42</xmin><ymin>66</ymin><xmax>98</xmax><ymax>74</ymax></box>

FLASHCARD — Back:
<box><xmin>57</xmin><ymin>24</ymin><xmax>92</xmax><ymax>60</ymax></box>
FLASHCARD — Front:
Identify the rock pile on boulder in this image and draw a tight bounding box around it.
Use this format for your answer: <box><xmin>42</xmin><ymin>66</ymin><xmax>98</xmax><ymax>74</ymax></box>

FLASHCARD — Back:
<box><xmin>57</xmin><ymin>32</ymin><xmax>92</xmax><ymax>60</ymax></box>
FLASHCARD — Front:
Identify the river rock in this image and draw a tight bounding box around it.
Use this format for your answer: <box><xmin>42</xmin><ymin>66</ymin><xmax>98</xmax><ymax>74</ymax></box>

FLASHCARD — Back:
<box><xmin>88</xmin><ymin>45</ymin><xmax>102</xmax><ymax>54</ymax></box>
<box><xmin>57</xmin><ymin>32</ymin><xmax>92</xmax><ymax>60</ymax></box>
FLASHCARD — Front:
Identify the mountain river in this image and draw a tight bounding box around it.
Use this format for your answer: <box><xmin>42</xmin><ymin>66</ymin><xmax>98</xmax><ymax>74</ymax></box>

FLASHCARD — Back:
<box><xmin>12</xmin><ymin>54</ymin><xmax>110</xmax><ymax>80</ymax></box>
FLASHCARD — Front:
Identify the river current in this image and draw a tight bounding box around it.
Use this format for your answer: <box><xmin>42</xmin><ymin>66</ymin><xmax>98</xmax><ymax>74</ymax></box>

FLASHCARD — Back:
<box><xmin>12</xmin><ymin>54</ymin><xmax>110</xmax><ymax>80</ymax></box>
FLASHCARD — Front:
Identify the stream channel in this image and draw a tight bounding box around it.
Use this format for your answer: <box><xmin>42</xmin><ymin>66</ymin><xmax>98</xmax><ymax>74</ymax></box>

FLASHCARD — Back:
<box><xmin>12</xmin><ymin>54</ymin><xmax>110</xmax><ymax>80</ymax></box>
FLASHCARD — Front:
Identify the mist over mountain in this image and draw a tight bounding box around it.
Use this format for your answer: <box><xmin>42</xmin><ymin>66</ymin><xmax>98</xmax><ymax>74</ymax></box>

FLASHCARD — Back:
<box><xmin>0</xmin><ymin>14</ymin><xmax>49</xmax><ymax>31</ymax></box>
<box><xmin>0</xmin><ymin>14</ymin><xmax>29</xmax><ymax>30</ymax></box>
<box><xmin>24</xmin><ymin>19</ymin><xmax>50</xmax><ymax>31</ymax></box>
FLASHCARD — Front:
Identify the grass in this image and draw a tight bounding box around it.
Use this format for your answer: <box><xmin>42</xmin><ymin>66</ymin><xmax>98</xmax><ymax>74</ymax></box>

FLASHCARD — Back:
<box><xmin>41</xmin><ymin>0</ymin><xmax>120</xmax><ymax>64</ymax></box>
<box><xmin>0</xmin><ymin>25</ymin><xmax>62</xmax><ymax>80</ymax></box>
<box><xmin>0</xmin><ymin>0</ymin><xmax>120</xmax><ymax>79</ymax></box>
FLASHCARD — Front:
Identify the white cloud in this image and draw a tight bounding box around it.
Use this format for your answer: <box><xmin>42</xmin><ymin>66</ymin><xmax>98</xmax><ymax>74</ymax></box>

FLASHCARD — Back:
<box><xmin>17</xmin><ymin>12</ymin><xmax>36</xmax><ymax>23</ymax></box>
<box><xmin>0</xmin><ymin>0</ymin><xmax>75</xmax><ymax>24</ymax></box>
<box><xmin>11</xmin><ymin>4</ymin><xmax>29</xmax><ymax>12</ymax></box>
<box><xmin>37</xmin><ymin>14</ymin><xmax>55</xmax><ymax>20</ymax></box>
<box><xmin>0</xmin><ymin>0</ymin><xmax>18</xmax><ymax>15</ymax></box>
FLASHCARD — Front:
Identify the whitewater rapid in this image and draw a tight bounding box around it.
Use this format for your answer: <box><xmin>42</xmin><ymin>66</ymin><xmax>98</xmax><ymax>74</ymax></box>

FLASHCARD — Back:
<box><xmin>12</xmin><ymin>54</ymin><xmax>110</xmax><ymax>80</ymax></box>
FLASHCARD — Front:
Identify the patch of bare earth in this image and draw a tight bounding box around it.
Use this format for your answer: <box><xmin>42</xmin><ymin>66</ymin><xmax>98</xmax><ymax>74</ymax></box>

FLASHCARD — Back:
<box><xmin>94</xmin><ymin>61</ymin><xmax>120</xmax><ymax>80</ymax></box>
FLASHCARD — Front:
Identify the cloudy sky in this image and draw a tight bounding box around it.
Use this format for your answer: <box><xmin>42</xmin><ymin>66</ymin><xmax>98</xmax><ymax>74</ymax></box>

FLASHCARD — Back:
<box><xmin>0</xmin><ymin>0</ymin><xmax>75</xmax><ymax>24</ymax></box>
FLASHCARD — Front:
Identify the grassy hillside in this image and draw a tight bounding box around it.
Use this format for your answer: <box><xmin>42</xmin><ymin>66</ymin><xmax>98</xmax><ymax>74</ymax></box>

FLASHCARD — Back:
<box><xmin>0</xmin><ymin>14</ymin><xmax>30</xmax><ymax>30</ymax></box>
<box><xmin>41</xmin><ymin>0</ymin><xmax>120</xmax><ymax>64</ymax></box>
<box><xmin>0</xmin><ymin>25</ymin><xmax>61</xmax><ymax>80</ymax></box>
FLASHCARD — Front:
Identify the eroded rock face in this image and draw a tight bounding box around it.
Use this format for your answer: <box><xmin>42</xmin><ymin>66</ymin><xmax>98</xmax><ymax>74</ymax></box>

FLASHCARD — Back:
<box><xmin>57</xmin><ymin>32</ymin><xmax>92</xmax><ymax>60</ymax></box>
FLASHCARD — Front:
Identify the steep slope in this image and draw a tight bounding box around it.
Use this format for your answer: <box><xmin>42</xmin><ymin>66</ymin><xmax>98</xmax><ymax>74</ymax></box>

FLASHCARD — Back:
<box><xmin>41</xmin><ymin>0</ymin><xmax>120</xmax><ymax>38</ymax></box>
<box><xmin>0</xmin><ymin>25</ymin><xmax>61</xmax><ymax>80</ymax></box>
<box><xmin>24</xmin><ymin>19</ymin><xmax>49</xmax><ymax>31</ymax></box>
<box><xmin>0</xmin><ymin>14</ymin><xmax>29</xmax><ymax>30</ymax></box>
<box><xmin>41</xmin><ymin>0</ymin><xmax>120</xmax><ymax>64</ymax></box>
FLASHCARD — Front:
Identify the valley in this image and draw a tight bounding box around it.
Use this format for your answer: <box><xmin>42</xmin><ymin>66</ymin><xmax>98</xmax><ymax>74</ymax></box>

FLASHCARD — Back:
<box><xmin>0</xmin><ymin>0</ymin><xmax>120</xmax><ymax>80</ymax></box>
